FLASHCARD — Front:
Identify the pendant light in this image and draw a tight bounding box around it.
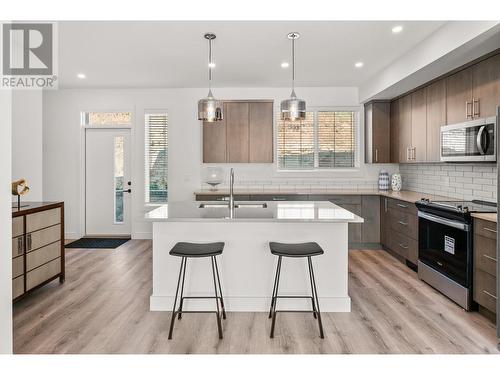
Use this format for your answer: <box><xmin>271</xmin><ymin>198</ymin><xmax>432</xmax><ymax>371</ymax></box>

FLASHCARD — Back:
<box><xmin>198</xmin><ymin>33</ymin><xmax>223</xmax><ymax>122</ymax></box>
<box><xmin>280</xmin><ymin>32</ymin><xmax>306</xmax><ymax>121</ymax></box>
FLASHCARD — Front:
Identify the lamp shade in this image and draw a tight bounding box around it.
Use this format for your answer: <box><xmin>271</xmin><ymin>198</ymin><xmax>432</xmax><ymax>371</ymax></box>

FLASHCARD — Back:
<box><xmin>280</xmin><ymin>90</ymin><xmax>306</xmax><ymax>121</ymax></box>
<box><xmin>198</xmin><ymin>90</ymin><xmax>223</xmax><ymax>122</ymax></box>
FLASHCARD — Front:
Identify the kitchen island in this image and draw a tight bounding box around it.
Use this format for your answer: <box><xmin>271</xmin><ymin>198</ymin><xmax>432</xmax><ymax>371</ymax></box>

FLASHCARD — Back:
<box><xmin>145</xmin><ymin>201</ymin><xmax>363</xmax><ymax>312</ymax></box>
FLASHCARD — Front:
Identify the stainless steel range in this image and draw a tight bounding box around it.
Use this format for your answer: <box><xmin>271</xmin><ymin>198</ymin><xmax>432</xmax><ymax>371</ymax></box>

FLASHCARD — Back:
<box><xmin>416</xmin><ymin>199</ymin><xmax>497</xmax><ymax>310</ymax></box>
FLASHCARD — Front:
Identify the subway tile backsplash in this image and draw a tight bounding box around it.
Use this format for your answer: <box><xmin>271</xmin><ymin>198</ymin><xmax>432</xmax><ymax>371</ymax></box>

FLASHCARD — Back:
<box><xmin>399</xmin><ymin>163</ymin><xmax>497</xmax><ymax>202</ymax></box>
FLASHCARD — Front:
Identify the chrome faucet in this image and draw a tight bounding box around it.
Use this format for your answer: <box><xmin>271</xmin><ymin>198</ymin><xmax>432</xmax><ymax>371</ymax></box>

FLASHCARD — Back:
<box><xmin>229</xmin><ymin>168</ymin><xmax>235</xmax><ymax>218</ymax></box>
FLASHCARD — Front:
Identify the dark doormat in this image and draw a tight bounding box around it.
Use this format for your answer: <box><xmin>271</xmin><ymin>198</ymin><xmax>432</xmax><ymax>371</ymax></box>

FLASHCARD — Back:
<box><xmin>65</xmin><ymin>237</ymin><xmax>130</xmax><ymax>249</ymax></box>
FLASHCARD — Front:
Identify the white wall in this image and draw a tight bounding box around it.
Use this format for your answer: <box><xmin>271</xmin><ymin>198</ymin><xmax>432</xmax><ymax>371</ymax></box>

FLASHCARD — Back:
<box><xmin>43</xmin><ymin>87</ymin><xmax>398</xmax><ymax>239</ymax></box>
<box><xmin>0</xmin><ymin>90</ymin><xmax>13</xmax><ymax>353</ymax></box>
<box><xmin>12</xmin><ymin>90</ymin><xmax>43</xmax><ymax>201</ymax></box>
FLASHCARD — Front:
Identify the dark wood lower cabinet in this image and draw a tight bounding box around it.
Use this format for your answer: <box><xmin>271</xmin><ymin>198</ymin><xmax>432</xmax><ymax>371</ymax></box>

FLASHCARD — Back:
<box><xmin>473</xmin><ymin>218</ymin><xmax>497</xmax><ymax>317</ymax></box>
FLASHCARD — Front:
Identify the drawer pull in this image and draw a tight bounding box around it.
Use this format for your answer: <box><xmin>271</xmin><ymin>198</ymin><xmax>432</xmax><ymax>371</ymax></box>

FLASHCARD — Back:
<box><xmin>398</xmin><ymin>243</ymin><xmax>409</xmax><ymax>249</ymax></box>
<box><xmin>482</xmin><ymin>227</ymin><xmax>497</xmax><ymax>234</ymax></box>
<box><xmin>272</xmin><ymin>197</ymin><xmax>287</xmax><ymax>201</ymax></box>
<box><xmin>483</xmin><ymin>290</ymin><xmax>497</xmax><ymax>300</ymax></box>
<box><xmin>398</xmin><ymin>221</ymin><xmax>408</xmax><ymax>226</ymax></box>
<box><xmin>483</xmin><ymin>254</ymin><xmax>497</xmax><ymax>262</ymax></box>
<box><xmin>397</xmin><ymin>203</ymin><xmax>408</xmax><ymax>208</ymax></box>
<box><xmin>27</xmin><ymin>234</ymin><xmax>32</xmax><ymax>251</ymax></box>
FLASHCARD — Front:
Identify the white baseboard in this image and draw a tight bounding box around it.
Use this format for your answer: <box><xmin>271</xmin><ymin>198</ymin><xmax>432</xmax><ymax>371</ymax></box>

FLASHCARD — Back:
<box><xmin>132</xmin><ymin>232</ymin><xmax>152</xmax><ymax>240</ymax></box>
<box><xmin>150</xmin><ymin>295</ymin><xmax>351</xmax><ymax>312</ymax></box>
<box><xmin>65</xmin><ymin>232</ymin><xmax>80</xmax><ymax>240</ymax></box>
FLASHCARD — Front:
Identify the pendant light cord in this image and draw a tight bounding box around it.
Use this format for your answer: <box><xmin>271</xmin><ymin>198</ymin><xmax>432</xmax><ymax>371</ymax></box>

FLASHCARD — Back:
<box><xmin>208</xmin><ymin>38</ymin><xmax>212</xmax><ymax>91</ymax></box>
<box><xmin>291</xmin><ymin>36</ymin><xmax>295</xmax><ymax>92</ymax></box>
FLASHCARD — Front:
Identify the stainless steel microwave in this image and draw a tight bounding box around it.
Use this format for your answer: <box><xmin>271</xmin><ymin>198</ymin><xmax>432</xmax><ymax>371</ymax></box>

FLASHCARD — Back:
<box><xmin>440</xmin><ymin>116</ymin><xmax>496</xmax><ymax>162</ymax></box>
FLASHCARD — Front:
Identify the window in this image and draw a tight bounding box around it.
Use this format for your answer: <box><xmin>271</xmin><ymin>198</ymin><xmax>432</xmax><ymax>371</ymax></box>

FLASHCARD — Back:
<box><xmin>277</xmin><ymin>110</ymin><xmax>358</xmax><ymax>170</ymax></box>
<box><xmin>145</xmin><ymin>113</ymin><xmax>168</xmax><ymax>203</ymax></box>
<box><xmin>82</xmin><ymin>111</ymin><xmax>132</xmax><ymax>126</ymax></box>
<box><xmin>114</xmin><ymin>136</ymin><xmax>124</xmax><ymax>223</ymax></box>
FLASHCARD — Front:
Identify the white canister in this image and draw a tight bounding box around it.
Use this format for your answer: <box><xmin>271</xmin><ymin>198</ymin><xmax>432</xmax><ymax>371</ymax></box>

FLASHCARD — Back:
<box><xmin>378</xmin><ymin>169</ymin><xmax>390</xmax><ymax>191</ymax></box>
<box><xmin>391</xmin><ymin>173</ymin><xmax>402</xmax><ymax>192</ymax></box>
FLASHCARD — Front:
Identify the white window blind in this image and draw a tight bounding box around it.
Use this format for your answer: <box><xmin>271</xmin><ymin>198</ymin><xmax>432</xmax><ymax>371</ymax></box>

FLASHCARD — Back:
<box><xmin>145</xmin><ymin>113</ymin><xmax>168</xmax><ymax>203</ymax></box>
<box><xmin>277</xmin><ymin>110</ymin><xmax>357</xmax><ymax>170</ymax></box>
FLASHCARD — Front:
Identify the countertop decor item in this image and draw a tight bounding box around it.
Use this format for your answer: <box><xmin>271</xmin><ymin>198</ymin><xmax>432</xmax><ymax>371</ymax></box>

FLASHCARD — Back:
<box><xmin>204</xmin><ymin>167</ymin><xmax>224</xmax><ymax>191</ymax></box>
<box><xmin>280</xmin><ymin>32</ymin><xmax>306</xmax><ymax>121</ymax></box>
<box><xmin>391</xmin><ymin>173</ymin><xmax>402</xmax><ymax>191</ymax></box>
<box><xmin>11</xmin><ymin>178</ymin><xmax>30</xmax><ymax>209</ymax></box>
<box><xmin>198</xmin><ymin>33</ymin><xmax>223</xmax><ymax>122</ymax></box>
<box><xmin>378</xmin><ymin>169</ymin><xmax>390</xmax><ymax>191</ymax></box>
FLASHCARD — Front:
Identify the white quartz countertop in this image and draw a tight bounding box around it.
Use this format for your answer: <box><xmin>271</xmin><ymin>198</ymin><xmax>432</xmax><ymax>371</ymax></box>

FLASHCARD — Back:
<box><xmin>145</xmin><ymin>201</ymin><xmax>364</xmax><ymax>223</ymax></box>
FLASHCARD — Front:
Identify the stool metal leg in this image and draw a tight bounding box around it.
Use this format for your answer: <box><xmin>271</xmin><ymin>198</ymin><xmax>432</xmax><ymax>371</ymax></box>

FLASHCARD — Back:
<box><xmin>307</xmin><ymin>258</ymin><xmax>318</xmax><ymax>320</ymax></box>
<box><xmin>168</xmin><ymin>257</ymin><xmax>186</xmax><ymax>340</ymax></box>
<box><xmin>177</xmin><ymin>257</ymin><xmax>188</xmax><ymax>320</ymax></box>
<box><xmin>268</xmin><ymin>256</ymin><xmax>282</xmax><ymax>319</ymax></box>
<box><xmin>308</xmin><ymin>256</ymin><xmax>324</xmax><ymax>339</ymax></box>
<box><xmin>270</xmin><ymin>256</ymin><xmax>282</xmax><ymax>339</ymax></box>
<box><xmin>213</xmin><ymin>256</ymin><xmax>226</xmax><ymax>320</ymax></box>
<box><xmin>211</xmin><ymin>256</ymin><xmax>223</xmax><ymax>339</ymax></box>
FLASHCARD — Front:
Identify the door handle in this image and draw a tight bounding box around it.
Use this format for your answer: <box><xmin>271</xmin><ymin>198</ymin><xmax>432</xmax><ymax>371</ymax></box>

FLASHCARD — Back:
<box><xmin>465</xmin><ymin>101</ymin><xmax>472</xmax><ymax>119</ymax></box>
<box><xmin>17</xmin><ymin>237</ymin><xmax>23</xmax><ymax>255</ymax></box>
<box><xmin>483</xmin><ymin>254</ymin><xmax>497</xmax><ymax>262</ymax></box>
<box><xmin>124</xmin><ymin>189</ymin><xmax>132</xmax><ymax>193</ymax></box>
<box><xmin>375</xmin><ymin>149</ymin><xmax>378</xmax><ymax>163</ymax></box>
<box><xmin>472</xmin><ymin>98</ymin><xmax>480</xmax><ymax>118</ymax></box>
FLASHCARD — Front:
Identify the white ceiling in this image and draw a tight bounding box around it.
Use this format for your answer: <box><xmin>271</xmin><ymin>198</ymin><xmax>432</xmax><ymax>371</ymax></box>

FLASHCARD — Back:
<box><xmin>58</xmin><ymin>21</ymin><xmax>447</xmax><ymax>89</ymax></box>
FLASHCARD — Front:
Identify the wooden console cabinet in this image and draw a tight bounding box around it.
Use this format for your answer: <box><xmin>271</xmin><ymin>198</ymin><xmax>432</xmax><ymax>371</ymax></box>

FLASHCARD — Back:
<box><xmin>12</xmin><ymin>202</ymin><xmax>65</xmax><ymax>301</ymax></box>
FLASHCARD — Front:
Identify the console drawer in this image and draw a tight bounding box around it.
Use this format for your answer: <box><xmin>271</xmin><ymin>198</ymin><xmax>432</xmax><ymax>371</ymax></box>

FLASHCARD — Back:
<box><xmin>13</xmin><ymin>276</ymin><xmax>24</xmax><ymax>299</ymax></box>
<box><xmin>26</xmin><ymin>258</ymin><xmax>61</xmax><ymax>290</ymax></box>
<box><xmin>26</xmin><ymin>241</ymin><xmax>61</xmax><ymax>271</ymax></box>
<box><xmin>12</xmin><ymin>256</ymin><xmax>24</xmax><ymax>278</ymax></box>
<box><xmin>26</xmin><ymin>224</ymin><xmax>61</xmax><ymax>252</ymax></box>
<box><xmin>26</xmin><ymin>207</ymin><xmax>61</xmax><ymax>233</ymax></box>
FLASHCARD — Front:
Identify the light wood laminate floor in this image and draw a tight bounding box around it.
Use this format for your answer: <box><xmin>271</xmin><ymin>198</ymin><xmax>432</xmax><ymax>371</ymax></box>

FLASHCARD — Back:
<box><xmin>13</xmin><ymin>240</ymin><xmax>499</xmax><ymax>354</ymax></box>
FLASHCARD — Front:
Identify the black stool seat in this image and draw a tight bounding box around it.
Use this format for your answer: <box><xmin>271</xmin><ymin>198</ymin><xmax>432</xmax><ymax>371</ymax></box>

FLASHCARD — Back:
<box><xmin>269</xmin><ymin>242</ymin><xmax>324</xmax><ymax>258</ymax></box>
<box><xmin>169</xmin><ymin>242</ymin><xmax>224</xmax><ymax>258</ymax></box>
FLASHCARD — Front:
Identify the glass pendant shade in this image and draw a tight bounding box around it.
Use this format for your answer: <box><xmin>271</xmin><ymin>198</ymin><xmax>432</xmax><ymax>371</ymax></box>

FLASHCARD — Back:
<box><xmin>281</xmin><ymin>32</ymin><xmax>305</xmax><ymax>121</ymax></box>
<box><xmin>280</xmin><ymin>89</ymin><xmax>306</xmax><ymax>121</ymax></box>
<box><xmin>198</xmin><ymin>90</ymin><xmax>223</xmax><ymax>122</ymax></box>
<box><xmin>198</xmin><ymin>33</ymin><xmax>223</xmax><ymax>122</ymax></box>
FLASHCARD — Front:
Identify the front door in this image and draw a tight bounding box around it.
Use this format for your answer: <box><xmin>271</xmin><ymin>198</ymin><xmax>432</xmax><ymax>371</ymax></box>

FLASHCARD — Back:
<box><xmin>85</xmin><ymin>128</ymin><xmax>131</xmax><ymax>236</ymax></box>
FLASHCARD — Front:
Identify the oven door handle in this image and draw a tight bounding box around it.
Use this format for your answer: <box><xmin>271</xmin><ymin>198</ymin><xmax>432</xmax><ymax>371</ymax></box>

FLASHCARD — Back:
<box><xmin>417</xmin><ymin>211</ymin><xmax>469</xmax><ymax>231</ymax></box>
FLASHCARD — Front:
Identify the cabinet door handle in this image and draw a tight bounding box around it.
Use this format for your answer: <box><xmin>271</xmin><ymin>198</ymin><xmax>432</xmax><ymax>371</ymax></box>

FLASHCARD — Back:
<box><xmin>375</xmin><ymin>149</ymin><xmax>378</xmax><ymax>162</ymax></box>
<box><xmin>17</xmin><ymin>237</ymin><xmax>23</xmax><ymax>255</ymax></box>
<box><xmin>412</xmin><ymin>147</ymin><xmax>416</xmax><ymax>161</ymax></box>
<box><xmin>473</xmin><ymin>98</ymin><xmax>480</xmax><ymax>118</ymax></box>
<box><xmin>397</xmin><ymin>203</ymin><xmax>408</xmax><ymax>208</ymax></box>
<box><xmin>27</xmin><ymin>234</ymin><xmax>32</xmax><ymax>251</ymax></box>
<box><xmin>398</xmin><ymin>221</ymin><xmax>408</xmax><ymax>226</ymax></box>
<box><xmin>483</xmin><ymin>290</ymin><xmax>497</xmax><ymax>300</ymax></box>
<box><xmin>483</xmin><ymin>254</ymin><xmax>497</xmax><ymax>262</ymax></box>
<box><xmin>398</xmin><ymin>243</ymin><xmax>409</xmax><ymax>249</ymax></box>
<box><xmin>465</xmin><ymin>101</ymin><xmax>472</xmax><ymax>118</ymax></box>
<box><xmin>384</xmin><ymin>198</ymin><xmax>388</xmax><ymax>212</ymax></box>
<box><xmin>406</xmin><ymin>147</ymin><xmax>410</xmax><ymax>161</ymax></box>
<box><xmin>482</xmin><ymin>227</ymin><xmax>497</xmax><ymax>234</ymax></box>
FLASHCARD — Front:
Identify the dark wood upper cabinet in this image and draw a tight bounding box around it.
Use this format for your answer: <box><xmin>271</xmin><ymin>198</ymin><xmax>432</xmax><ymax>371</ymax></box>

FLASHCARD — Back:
<box><xmin>249</xmin><ymin>102</ymin><xmax>274</xmax><ymax>163</ymax></box>
<box><xmin>410</xmin><ymin>87</ymin><xmax>427</xmax><ymax>162</ymax></box>
<box><xmin>390</xmin><ymin>98</ymin><xmax>399</xmax><ymax>163</ymax></box>
<box><xmin>226</xmin><ymin>102</ymin><xmax>250</xmax><ymax>163</ymax></box>
<box><xmin>203</xmin><ymin>100</ymin><xmax>274</xmax><ymax>163</ymax></box>
<box><xmin>472</xmin><ymin>53</ymin><xmax>500</xmax><ymax>118</ymax></box>
<box><xmin>426</xmin><ymin>79</ymin><xmax>446</xmax><ymax>162</ymax></box>
<box><xmin>203</xmin><ymin>103</ymin><xmax>227</xmax><ymax>163</ymax></box>
<box><xmin>364</xmin><ymin>101</ymin><xmax>390</xmax><ymax>164</ymax></box>
<box><xmin>446</xmin><ymin>67</ymin><xmax>473</xmax><ymax>124</ymax></box>
<box><xmin>398</xmin><ymin>95</ymin><xmax>412</xmax><ymax>163</ymax></box>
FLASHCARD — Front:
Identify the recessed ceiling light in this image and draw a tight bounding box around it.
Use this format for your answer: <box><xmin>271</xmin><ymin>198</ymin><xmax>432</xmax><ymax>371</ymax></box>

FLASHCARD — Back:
<box><xmin>281</xmin><ymin>62</ymin><xmax>289</xmax><ymax>68</ymax></box>
<box><xmin>354</xmin><ymin>62</ymin><xmax>364</xmax><ymax>68</ymax></box>
<box><xmin>77</xmin><ymin>73</ymin><xmax>86</xmax><ymax>79</ymax></box>
<box><xmin>208</xmin><ymin>62</ymin><xmax>216</xmax><ymax>68</ymax></box>
<box><xmin>392</xmin><ymin>25</ymin><xmax>403</xmax><ymax>34</ymax></box>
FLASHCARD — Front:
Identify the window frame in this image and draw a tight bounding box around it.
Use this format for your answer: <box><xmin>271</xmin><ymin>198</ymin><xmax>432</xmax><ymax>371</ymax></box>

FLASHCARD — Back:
<box><xmin>144</xmin><ymin>110</ymin><xmax>168</xmax><ymax>206</ymax></box>
<box><xmin>274</xmin><ymin>106</ymin><xmax>361</xmax><ymax>176</ymax></box>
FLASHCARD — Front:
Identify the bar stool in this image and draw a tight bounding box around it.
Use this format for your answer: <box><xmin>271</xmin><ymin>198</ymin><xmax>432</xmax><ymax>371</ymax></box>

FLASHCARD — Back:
<box><xmin>268</xmin><ymin>241</ymin><xmax>325</xmax><ymax>339</ymax></box>
<box><xmin>168</xmin><ymin>242</ymin><xmax>226</xmax><ymax>340</ymax></box>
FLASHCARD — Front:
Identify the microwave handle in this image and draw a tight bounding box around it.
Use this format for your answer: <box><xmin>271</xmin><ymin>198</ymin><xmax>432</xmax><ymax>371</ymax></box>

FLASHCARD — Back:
<box><xmin>476</xmin><ymin>125</ymin><xmax>487</xmax><ymax>155</ymax></box>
